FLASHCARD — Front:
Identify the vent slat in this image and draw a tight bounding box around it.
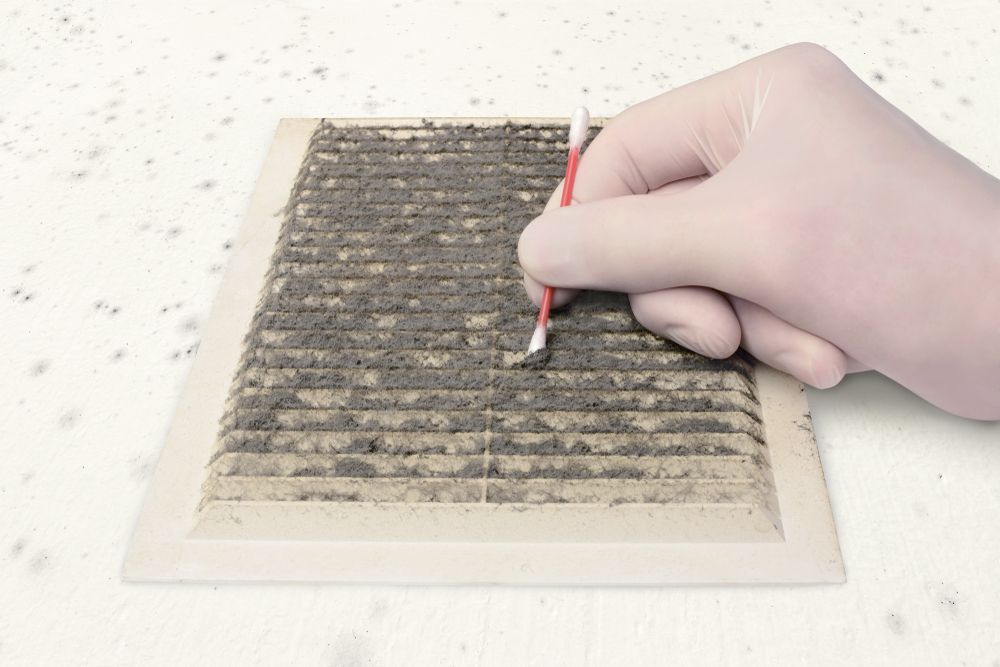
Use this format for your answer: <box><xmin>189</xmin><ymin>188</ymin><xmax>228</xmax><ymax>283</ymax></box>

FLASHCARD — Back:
<box><xmin>486</xmin><ymin>478</ymin><xmax>768</xmax><ymax>505</ymax></box>
<box><xmin>220</xmin><ymin>429</ymin><xmax>762</xmax><ymax>457</ymax></box>
<box><xmin>231</xmin><ymin>387</ymin><xmax>754</xmax><ymax>413</ymax></box>
<box><xmin>209</xmin><ymin>477</ymin><xmax>484</xmax><ymax>503</ymax></box>
<box><xmin>210</xmin><ymin>453</ymin><xmax>766</xmax><ymax>482</ymax></box>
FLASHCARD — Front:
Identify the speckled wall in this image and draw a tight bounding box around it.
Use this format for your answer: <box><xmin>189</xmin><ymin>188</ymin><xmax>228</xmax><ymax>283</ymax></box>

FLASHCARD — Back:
<box><xmin>2</xmin><ymin>1</ymin><xmax>999</xmax><ymax>665</ymax></box>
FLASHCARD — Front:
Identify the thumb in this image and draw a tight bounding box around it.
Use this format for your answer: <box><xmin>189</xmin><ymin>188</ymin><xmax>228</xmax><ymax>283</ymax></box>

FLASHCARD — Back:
<box><xmin>517</xmin><ymin>182</ymin><xmax>756</xmax><ymax>297</ymax></box>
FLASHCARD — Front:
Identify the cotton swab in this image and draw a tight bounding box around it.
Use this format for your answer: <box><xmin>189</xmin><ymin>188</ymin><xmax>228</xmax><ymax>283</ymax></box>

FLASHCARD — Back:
<box><xmin>527</xmin><ymin>106</ymin><xmax>590</xmax><ymax>354</ymax></box>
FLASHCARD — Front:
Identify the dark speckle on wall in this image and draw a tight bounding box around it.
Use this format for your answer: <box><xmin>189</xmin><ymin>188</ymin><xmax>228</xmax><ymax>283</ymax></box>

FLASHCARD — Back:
<box><xmin>93</xmin><ymin>300</ymin><xmax>122</xmax><ymax>315</ymax></box>
<box><xmin>28</xmin><ymin>551</ymin><xmax>49</xmax><ymax>572</ymax></box>
<box><xmin>885</xmin><ymin>611</ymin><xmax>905</xmax><ymax>635</ymax></box>
<box><xmin>10</xmin><ymin>539</ymin><xmax>26</xmax><ymax>558</ymax></box>
<box><xmin>58</xmin><ymin>409</ymin><xmax>81</xmax><ymax>429</ymax></box>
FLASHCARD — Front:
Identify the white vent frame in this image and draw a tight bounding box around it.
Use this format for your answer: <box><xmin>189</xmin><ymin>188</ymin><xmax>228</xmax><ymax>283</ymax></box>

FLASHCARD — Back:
<box><xmin>124</xmin><ymin>118</ymin><xmax>843</xmax><ymax>584</ymax></box>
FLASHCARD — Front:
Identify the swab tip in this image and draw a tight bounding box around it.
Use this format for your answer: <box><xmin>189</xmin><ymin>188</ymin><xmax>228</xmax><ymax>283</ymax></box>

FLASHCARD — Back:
<box><xmin>569</xmin><ymin>106</ymin><xmax>590</xmax><ymax>149</ymax></box>
<box><xmin>527</xmin><ymin>324</ymin><xmax>548</xmax><ymax>354</ymax></box>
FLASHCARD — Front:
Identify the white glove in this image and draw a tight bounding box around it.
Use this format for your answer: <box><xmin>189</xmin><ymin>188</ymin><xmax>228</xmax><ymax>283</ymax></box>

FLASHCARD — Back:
<box><xmin>518</xmin><ymin>43</ymin><xmax>1000</xmax><ymax>420</ymax></box>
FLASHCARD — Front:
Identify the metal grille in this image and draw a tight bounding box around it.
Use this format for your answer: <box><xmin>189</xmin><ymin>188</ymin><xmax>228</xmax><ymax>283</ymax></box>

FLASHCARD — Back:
<box><xmin>204</xmin><ymin>120</ymin><xmax>772</xmax><ymax>509</ymax></box>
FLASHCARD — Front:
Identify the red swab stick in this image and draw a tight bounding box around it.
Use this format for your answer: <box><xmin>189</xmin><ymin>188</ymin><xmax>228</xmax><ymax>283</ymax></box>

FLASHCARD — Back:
<box><xmin>528</xmin><ymin>106</ymin><xmax>590</xmax><ymax>354</ymax></box>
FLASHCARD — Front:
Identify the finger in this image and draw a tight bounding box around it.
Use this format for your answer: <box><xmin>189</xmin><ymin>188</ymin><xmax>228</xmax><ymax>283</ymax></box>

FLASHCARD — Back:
<box><xmin>649</xmin><ymin>175</ymin><xmax>709</xmax><ymax>197</ymax></box>
<box><xmin>627</xmin><ymin>175</ymin><xmax>736</xmax><ymax>357</ymax></box>
<box><xmin>630</xmin><ymin>287</ymin><xmax>741</xmax><ymax>359</ymax></box>
<box><xmin>540</xmin><ymin>163</ymin><xmax>705</xmax><ymax>207</ymax></box>
<box><xmin>522</xmin><ymin>273</ymin><xmax>578</xmax><ymax>309</ymax></box>
<box><xmin>518</xmin><ymin>182</ymin><xmax>755</xmax><ymax>297</ymax></box>
<box><xmin>522</xmin><ymin>179</ymin><xmax>582</xmax><ymax>308</ymax></box>
<box><xmin>728</xmin><ymin>296</ymin><xmax>848</xmax><ymax>389</ymax></box>
<box><xmin>521</xmin><ymin>175</ymin><xmax>707</xmax><ymax>308</ymax></box>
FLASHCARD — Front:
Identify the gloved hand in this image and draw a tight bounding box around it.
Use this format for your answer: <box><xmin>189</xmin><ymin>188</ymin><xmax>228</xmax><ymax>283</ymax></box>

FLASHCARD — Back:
<box><xmin>518</xmin><ymin>43</ymin><xmax>1000</xmax><ymax>420</ymax></box>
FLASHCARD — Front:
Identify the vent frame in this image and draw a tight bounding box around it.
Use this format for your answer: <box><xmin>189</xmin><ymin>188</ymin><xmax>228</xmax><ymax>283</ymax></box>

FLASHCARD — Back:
<box><xmin>124</xmin><ymin>118</ymin><xmax>843</xmax><ymax>584</ymax></box>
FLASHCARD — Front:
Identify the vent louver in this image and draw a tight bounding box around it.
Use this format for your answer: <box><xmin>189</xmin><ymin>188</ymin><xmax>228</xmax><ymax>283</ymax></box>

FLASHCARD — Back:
<box><xmin>206</xmin><ymin>120</ymin><xmax>775</xmax><ymax>514</ymax></box>
<box><xmin>124</xmin><ymin>119</ymin><xmax>843</xmax><ymax>583</ymax></box>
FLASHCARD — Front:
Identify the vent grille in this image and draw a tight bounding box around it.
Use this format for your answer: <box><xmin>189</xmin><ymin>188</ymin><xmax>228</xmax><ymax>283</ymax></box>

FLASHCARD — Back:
<box><xmin>204</xmin><ymin>121</ymin><xmax>773</xmax><ymax>511</ymax></box>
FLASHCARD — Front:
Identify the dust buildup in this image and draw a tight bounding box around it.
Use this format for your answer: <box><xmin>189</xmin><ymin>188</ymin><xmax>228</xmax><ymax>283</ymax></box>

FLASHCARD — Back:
<box><xmin>517</xmin><ymin>348</ymin><xmax>552</xmax><ymax>369</ymax></box>
<box><xmin>206</xmin><ymin>120</ymin><xmax>773</xmax><ymax>507</ymax></box>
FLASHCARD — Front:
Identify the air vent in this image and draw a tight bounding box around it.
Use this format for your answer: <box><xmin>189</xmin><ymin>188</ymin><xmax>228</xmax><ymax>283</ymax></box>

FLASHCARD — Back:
<box><xmin>125</xmin><ymin>118</ymin><xmax>843</xmax><ymax>584</ymax></box>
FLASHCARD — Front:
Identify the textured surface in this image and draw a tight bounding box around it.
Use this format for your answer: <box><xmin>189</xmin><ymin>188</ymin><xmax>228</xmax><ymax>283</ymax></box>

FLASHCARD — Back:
<box><xmin>205</xmin><ymin>121</ymin><xmax>772</xmax><ymax>512</ymax></box>
<box><xmin>3</xmin><ymin>0</ymin><xmax>1000</xmax><ymax>665</ymax></box>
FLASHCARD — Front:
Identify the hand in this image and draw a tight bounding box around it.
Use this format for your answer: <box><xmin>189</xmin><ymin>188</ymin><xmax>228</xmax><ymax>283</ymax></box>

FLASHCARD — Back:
<box><xmin>518</xmin><ymin>43</ymin><xmax>1000</xmax><ymax>420</ymax></box>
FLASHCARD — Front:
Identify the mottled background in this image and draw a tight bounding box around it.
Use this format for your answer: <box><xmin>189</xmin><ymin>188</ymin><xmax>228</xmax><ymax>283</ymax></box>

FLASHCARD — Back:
<box><xmin>1</xmin><ymin>1</ymin><xmax>999</xmax><ymax>665</ymax></box>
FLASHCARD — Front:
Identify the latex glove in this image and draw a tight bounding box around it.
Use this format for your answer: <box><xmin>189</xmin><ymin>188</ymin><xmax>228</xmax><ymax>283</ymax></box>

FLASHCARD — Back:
<box><xmin>518</xmin><ymin>43</ymin><xmax>1000</xmax><ymax>420</ymax></box>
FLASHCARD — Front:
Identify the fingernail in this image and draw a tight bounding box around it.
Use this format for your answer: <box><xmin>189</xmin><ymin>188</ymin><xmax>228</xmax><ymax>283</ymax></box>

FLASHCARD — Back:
<box><xmin>667</xmin><ymin>328</ymin><xmax>736</xmax><ymax>359</ymax></box>
<box><xmin>809</xmin><ymin>356</ymin><xmax>845</xmax><ymax>389</ymax></box>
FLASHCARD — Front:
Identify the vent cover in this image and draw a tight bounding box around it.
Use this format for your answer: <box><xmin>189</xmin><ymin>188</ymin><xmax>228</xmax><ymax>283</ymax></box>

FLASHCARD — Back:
<box><xmin>125</xmin><ymin>118</ymin><xmax>843</xmax><ymax>584</ymax></box>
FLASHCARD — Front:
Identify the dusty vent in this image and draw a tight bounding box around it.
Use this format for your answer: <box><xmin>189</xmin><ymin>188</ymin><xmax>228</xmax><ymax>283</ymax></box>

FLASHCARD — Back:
<box><xmin>125</xmin><ymin>118</ymin><xmax>843</xmax><ymax>583</ymax></box>
<box><xmin>208</xmin><ymin>120</ymin><xmax>771</xmax><ymax>516</ymax></box>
